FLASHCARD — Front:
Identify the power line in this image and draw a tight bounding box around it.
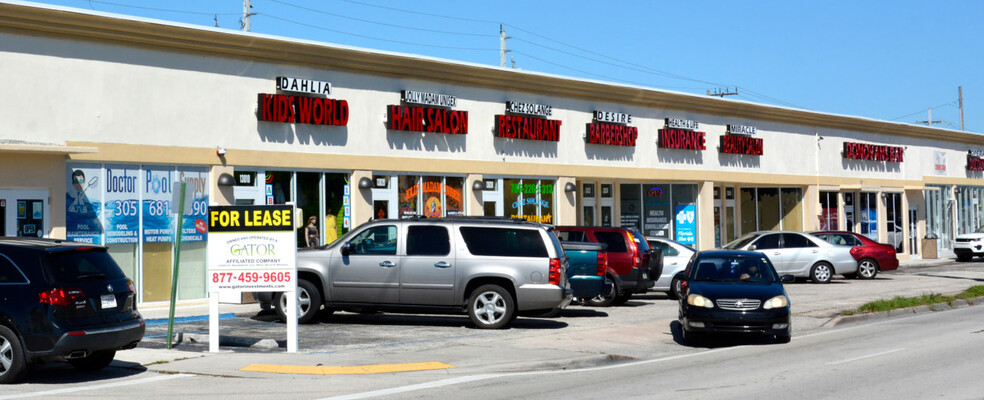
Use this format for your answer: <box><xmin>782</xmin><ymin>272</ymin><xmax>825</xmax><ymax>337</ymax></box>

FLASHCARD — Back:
<box><xmin>889</xmin><ymin>101</ymin><xmax>958</xmax><ymax>121</ymax></box>
<box><xmin>266</xmin><ymin>0</ymin><xmax>496</xmax><ymax>38</ymax></box>
<box><xmin>260</xmin><ymin>13</ymin><xmax>498</xmax><ymax>52</ymax></box>
<box><xmin>336</xmin><ymin>0</ymin><xmax>500</xmax><ymax>25</ymax></box>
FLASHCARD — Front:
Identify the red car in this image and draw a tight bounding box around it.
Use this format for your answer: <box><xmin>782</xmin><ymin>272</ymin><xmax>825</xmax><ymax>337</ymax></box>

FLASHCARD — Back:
<box><xmin>811</xmin><ymin>231</ymin><xmax>899</xmax><ymax>279</ymax></box>
<box><xmin>555</xmin><ymin>227</ymin><xmax>659</xmax><ymax>306</ymax></box>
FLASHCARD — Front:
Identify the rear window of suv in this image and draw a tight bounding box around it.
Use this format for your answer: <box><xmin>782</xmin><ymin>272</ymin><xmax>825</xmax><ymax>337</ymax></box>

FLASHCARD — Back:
<box><xmin>44</xmin><ymin>249</ymin><xmax>126</xmax><ymax>284</ymax></box>
<box><xmin>593</xmin><ymin>231</ymin><xmax>628</xmax><ymax>253</ymax></box>
<box><xmin>460</xmin><ymin>227</ymin><xmax>548</xmax><ymax>258</ymax></box>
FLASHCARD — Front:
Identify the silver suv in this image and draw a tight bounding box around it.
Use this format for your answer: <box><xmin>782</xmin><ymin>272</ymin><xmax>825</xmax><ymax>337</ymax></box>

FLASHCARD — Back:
<box><xmin>271</xmin><ymin>217</ymin><xmax>572</xmax><ymax>329</ymax></box>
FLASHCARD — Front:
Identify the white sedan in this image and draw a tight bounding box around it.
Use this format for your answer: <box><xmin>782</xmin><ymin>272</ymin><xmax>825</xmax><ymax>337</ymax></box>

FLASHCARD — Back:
<box><xmin>723</xmin><ymin>231</ymin><xmax>857</xmax><ymax>283</ymax></box>
<box><xmin>646</xmin><ymin>237</ymin><xmax>696</xmax><ymax>299</ymax></box>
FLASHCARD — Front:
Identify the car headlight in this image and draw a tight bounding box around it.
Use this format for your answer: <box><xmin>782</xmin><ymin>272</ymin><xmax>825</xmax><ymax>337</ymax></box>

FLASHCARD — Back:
<box><xmin>763</xmin><ymin>295</ymin><xmax>789</xmax><ymax>310</ymax></box>
<box><xmin>687</xmin><ymin>294</ymin><xmax>714</xmax><ymax>308</ymax></box>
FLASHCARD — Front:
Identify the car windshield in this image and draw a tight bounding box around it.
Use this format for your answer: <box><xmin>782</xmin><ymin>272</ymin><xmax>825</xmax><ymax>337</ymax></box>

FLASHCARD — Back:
<box><xmin>691</xmin><ymin>254</ymin><xmax>779</xmax><ymax>283</ymax></box>
<box><xmin>723</xmin><ymin>233</ymin><xmax>758</xmax><ymax>250</ymax></box>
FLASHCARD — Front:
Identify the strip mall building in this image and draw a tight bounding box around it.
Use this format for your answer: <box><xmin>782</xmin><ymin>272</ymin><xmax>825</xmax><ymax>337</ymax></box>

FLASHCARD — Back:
<box><xmin>2</xmin><ymin>2</ymin><xmax>983</xmax><ymax>305</ymax></box>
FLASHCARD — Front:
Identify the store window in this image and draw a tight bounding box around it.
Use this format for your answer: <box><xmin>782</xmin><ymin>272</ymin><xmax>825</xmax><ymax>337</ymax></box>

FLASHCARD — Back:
<box><xmin>503</xmin><ymin>178</ymin><xmax>555</xmax><ymax>224</ymax></box>
<box><xmin>885</xmin><ymin>193</ymin><xmax>903</xmax><ymax>252</ymax></box>
<box><xmin>739</xmin><ymin>187</ymin><xmax>804</xmax><ymax>233</ymax></box>
<box><xmin>582</xmin><ymin>183</ymin><xmax>596</xmax><ymax>226</ymax></box>
<box><xmin>859</xmin><ymin>192</ymin><xmax>878</xmax><ymax>241</ymax></box>
<box><xmin>617</xmin><ymin>183</ymin><xmax>696</xmax><ymax>245</ymax></box>
<box><xmin>397</xmin><ymin>175</ymin><xmax>466</xmax><ymax>219</ymax></box>
<box><xmin>956</xmin><ymin>186</ymin><xmax>984</xmax><ymax>235</ymax></box>
<box><xmin>844</xmin><ymin>193</ymin><xmax>856</xmax><ymax>232</ymax></box>
<box><xmin>925</xmin><ymin>186</ymin><xmax>952</xmax><ymax>251</ymax></box>
<box><xmin>819</xmin><ymin>191</ymin><xmax>839</xmax><ymax>230</ymax></box>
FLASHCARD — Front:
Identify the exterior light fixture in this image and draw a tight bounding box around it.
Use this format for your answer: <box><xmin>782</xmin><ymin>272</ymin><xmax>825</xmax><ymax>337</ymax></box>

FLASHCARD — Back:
<box><xmin>472</xmin><ymin>180</ymin><xmax>487</xmax><ymax>191</ymax></box>
<box><xmin>358</xmin><ymin>177</ymin><xmax>374</xmax><ymax>189</ymax></box>
<box><xmin>565</xmin><ymin>182</ymin><xmax>577</xmax><ymax>193</ymax></box>
<box><xmin>217</xmin><ymin>173</ymin><xmax>235</xmax><ymax>187</ymax></box>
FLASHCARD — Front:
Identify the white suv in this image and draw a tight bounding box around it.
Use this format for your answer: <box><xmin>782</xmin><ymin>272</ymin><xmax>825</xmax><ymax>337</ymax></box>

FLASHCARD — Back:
<box><xmin>954</xmin><ymin>226</ymin><xmax>984</xmax><ymax>261</ymax></box>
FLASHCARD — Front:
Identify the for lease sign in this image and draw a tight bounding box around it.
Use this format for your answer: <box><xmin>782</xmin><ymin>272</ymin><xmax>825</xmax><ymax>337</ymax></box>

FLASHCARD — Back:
<box><xmin>207</xmin><ymin>205</ymin><xmax>296</xmax><ymax>293</ymax></box>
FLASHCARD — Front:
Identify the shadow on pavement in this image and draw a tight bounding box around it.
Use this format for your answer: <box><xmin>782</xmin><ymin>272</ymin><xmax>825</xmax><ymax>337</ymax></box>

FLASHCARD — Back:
<box><xmin>20</xmin><ymin>360</ymin><xmax>147</xmax><ymax>384</ymax></box>
<box><xmin>669</xmin><ymin>321</ymin><xmax>786</xmax><ymax>348</ymax></box>
<box><xmin>250</xmin><ymin>311</ymin><xmax>571</xmax><ymax>330</ymax></box>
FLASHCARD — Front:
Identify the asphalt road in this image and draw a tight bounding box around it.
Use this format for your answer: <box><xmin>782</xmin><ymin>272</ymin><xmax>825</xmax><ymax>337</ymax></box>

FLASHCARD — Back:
<box><xmin>3</xmin><ymin>260</ymin><xmax>983</xmax><ymax>399</ymax></box>
<box><xmin>361</xmin><ymin>304</ymin><xmax>984</xmax><ymax>400</ymax></box>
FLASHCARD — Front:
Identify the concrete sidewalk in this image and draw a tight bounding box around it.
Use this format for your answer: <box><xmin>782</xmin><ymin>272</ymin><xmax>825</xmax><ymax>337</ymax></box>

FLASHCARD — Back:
<box><xmin>139</xmin><ymin>300</ymin><xmax>262</xmax><ymax>322</ymax></box>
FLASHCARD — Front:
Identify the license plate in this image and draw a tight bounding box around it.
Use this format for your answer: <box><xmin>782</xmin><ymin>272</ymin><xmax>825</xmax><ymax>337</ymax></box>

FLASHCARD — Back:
<box><xmin>642</xmin><ymin>273</ymin><xmax>649</xmax><ymax>279</ymax></box>
<box><xmin>100</xmin><ymin>294</ymin><xmax>118</xmax><ymax>310</ymax></box>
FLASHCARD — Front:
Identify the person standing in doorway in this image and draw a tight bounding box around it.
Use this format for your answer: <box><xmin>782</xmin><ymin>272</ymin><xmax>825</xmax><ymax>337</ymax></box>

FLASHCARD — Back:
<box><xmin>305</xmin><ymin>216</ymin><xmax>320</xmax><ymax>248</ymax></box>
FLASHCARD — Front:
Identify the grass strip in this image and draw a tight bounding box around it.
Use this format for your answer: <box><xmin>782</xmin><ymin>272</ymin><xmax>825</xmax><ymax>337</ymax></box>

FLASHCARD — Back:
<box><xmin>843</xmin><ymin>285</ymin><xmax>984</xmax><ymax>315</ymax></box>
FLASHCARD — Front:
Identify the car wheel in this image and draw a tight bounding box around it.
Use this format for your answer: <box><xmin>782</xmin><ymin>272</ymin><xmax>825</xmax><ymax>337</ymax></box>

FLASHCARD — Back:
<box><xmin>0</xmin><ymin>325</ymin><xmax>27</xmax><ymax>384</ymax></box>
<box><xmin>276</xmin><ymin>279</ymin><xmax>323</xmax><ymax>324</ymax></box>
<box><xmin>681</xmin><ymin>327</ymin><xmax>703</xmax><ymax>346</ymax></box>
<box><xmin>67</xmin><ymin>349</ymin><xmax>115</xmax><ymax>371</ymax></box>
<box><xmin>857</xmin><ymin>258</ymin><xmax>879</xmax><ymax>279</ymax></box>
<box><xmin>586</xmin><ymin>279</ymin><xmax>618</xmax><ymax>307</ymax></box>
<box><xmin>468</xmin><ymin>285</ymin><xmax>515</xmax><ymax>329</ymax></box>
<box><xmin>537</xmin><ymin>307</ymin><xmax>562</xmax><ymax>318</ymax></box>
<box><xmin>810</xmin><ymin>262</ymin><xmax>833</xmax><ymax>284</ymax></box>
<box><xmin>956</xmin><ymin>253</ymin><xmax>972</xmax><ymax>262</ymax></box>
<box><xmin>775</xmin><ymin>334</ymin><xmax>791</xmax><ymax>344</ymax></box>
<box><xmin>669</xmin><ymin>276</ymin><xmax>683</xmax><ymax>300</ymax></box>
<box><xmin>612</xmin><ymin>293</ymin><xmax>632</xmax><ymax>306</ymax></box>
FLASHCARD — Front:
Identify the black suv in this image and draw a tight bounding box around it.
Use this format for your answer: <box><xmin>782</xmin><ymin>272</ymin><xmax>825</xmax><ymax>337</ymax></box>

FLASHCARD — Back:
<box><xmin>0</xmin><ymin>238</ymin><xmax>145</xmax><ymax>383</ymax></box>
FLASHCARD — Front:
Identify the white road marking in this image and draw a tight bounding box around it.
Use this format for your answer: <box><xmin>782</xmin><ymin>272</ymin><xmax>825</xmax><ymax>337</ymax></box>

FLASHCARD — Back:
<box><xmin>826</xmin><ymin>348</ymin><xmax>906</xmax><ymax>365</ymax></box>
<box><xmin>0</xmin><ymin>373</ymin><xmax>191</xmax><ymax>400</ymax></box>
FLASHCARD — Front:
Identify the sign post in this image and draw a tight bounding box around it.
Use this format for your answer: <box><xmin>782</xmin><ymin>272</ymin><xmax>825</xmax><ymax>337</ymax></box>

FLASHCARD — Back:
<box><xmin>166</xmin><ymin>182</ymin><xmax>190</xmax><ymax>350</ymax></box>
<box><xmin>207</xmin><ymin>205</ymin><xmax>297</xmax><ymax>353</ymax></box>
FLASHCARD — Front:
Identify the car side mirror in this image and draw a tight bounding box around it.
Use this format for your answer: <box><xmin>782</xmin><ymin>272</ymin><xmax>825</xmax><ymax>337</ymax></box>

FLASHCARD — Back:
<box><xmin>341</xmin><ymin>241</ymin><xmax>352</xmax><ymax>256</ymax></box>
<box><xmin>749</xmin><ymin>244</ymin><xmax>757</xmax><ymax>251</ymax></box>
<box><xmin>781</xmin><ymin>274</ymin><xmax>794</xmax><ymax>283</ymax></box>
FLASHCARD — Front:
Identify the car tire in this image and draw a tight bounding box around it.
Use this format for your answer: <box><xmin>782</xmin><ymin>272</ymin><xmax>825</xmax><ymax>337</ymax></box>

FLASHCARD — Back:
<box><xmin>0</xmin><ymin>325</ymin><xmax>27</xmax><ymax>384</ymax></box>
<box><xmin>775</xmin><ymin>334</ymin><xmax>791</xmax><ymax>344</ymax></box>
<box><xmin>67</xmin><ymin>349</ymin><xmax>115</xmax><ymax>372</ymax></box>
<box><xmin>468</xmin><ymin>284</ymin><xmax>515</xmax><ymax>329</ymax></box>
<box><xmin>681</xmin><ymin>327</ymin><xmax>703</xmax><ymax>346</ymax></box>
<box><xmin>612</xmin><ymin>293</ymin><xmax>632</xmax><ymax>306</ymax></box>
<box><xmin>276</xmin><ymin>279</ymin><xmax>323</xmax><ymax>324</ymax></box>
<box><xmin>956</xmin><ymin>253</ymin><xmax>972</xmax><ymax>262</ymax></box>
<box><xmin>857</xmin><ymin>258</ymin><xmax>879</xmax><ymax>279</ymax></box>
<box><xmin>669</xmin><ymin>276</ymin><xmax>683</xmax><ymax>300</ymax></box>
<box><xmin>586</xmin><ymin>279</ymin><xmax>618</xmax><ymax>307</ymax></box>
<box><xmin>810</xmin><ymin>262</ymin><xmax>833</xmax><ymax>284</ymax></box>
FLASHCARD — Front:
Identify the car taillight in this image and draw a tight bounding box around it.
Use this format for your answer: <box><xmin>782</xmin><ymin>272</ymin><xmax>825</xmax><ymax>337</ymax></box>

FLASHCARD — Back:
<box><xmin>596</xmin><ymin>251</ymin><xmax>608</xmax><ymax>276</ymax></box>
<box><xmin>886</xmin><ymin>247</ymin><xmax>896</xmax><ymax>254</ymax></box>
<box><xmin>126</xmin><ymin>280</ymin><xmax>136</xmax><ymax>294</ymax></box>
<box><xmin>39</xmin><ymin>288</ymin><xmax>86</xmax><ymax>306</ymax></box>
<box><xmin>626</xmin><ymin>232</ymin><xmax>640</xmax><ymax>267</ymax></box>
<box><xmin>549</xmin><ymin>258</ymin><xmax>562</xmax><ymax>285</ymax></box>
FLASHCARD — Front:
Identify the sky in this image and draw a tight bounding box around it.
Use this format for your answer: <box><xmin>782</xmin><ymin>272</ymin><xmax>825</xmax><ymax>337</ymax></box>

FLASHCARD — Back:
<box><xmin>23</xmin><ymin>0</ymin><xmax>984</xmax><ymax>133</ymax></box>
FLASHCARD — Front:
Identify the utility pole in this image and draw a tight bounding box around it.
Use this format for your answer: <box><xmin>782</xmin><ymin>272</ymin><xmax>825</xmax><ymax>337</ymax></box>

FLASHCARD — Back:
<box><xmin>241</xmin><ymin>0</ymin><xmax>255</xmax><ymax>32</ymax></box>
<box><xmin>959</xmin><ymin>86</ymin><xmax>965</xmax><ymax>131</ymax></box>
<box><xmin>916</xmin><ymin>107</ymin><xmax>943</xmax><ymax>127</ymax></box>
<box><xmin>706</xmin><ymin>87</ymin><xmax>738</xmax><ymax>97</ymax></box>
<box><xmin>499</xmin><ymin>24</ymin><xmax>511</xmax><ymax>68</ymax></box>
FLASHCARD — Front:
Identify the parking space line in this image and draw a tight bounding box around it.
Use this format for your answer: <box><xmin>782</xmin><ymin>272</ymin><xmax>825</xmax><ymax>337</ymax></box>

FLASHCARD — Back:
<box><xmin>241</xmin><ymin>362</ymin><xmax>455</xmax><ymax>375</ymax></box>
<box><xmin>826</xmin><ymin>348</ymin><xmax>905</xmax><ymax>365</ymax></box>
<box><xmin>0</xmin><ymin>373</ymin><xmax>190</xmax><ymax>400</ymax></box>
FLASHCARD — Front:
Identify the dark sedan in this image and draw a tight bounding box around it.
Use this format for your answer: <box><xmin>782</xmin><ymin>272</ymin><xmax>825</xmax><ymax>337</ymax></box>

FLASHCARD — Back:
<box><xmin>811</xmin><ymin>231</ymin><xmax>899</xmax><ymax>279</ymax></box>
<box><xmin>676</xmin><ymin>250</ymin><xmax>792</xmax><ymax>345</ymax></box>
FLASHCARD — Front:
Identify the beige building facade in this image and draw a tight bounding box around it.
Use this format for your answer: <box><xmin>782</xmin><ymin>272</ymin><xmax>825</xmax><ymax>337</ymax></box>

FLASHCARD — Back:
<box><xmin>2</xmin><ymin>2</ymin><xmax>983</xmax><ymax>304</ymax></box>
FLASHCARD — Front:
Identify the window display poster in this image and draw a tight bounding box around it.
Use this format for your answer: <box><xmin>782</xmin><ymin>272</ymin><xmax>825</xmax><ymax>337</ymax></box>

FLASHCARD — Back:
<box><xmin>66</xmin><ymin>164</ymin><xmax>104</xmax><ymax>244</ymax></box>
<box><xmin>643</xmin><ymin>185</ymin><xmax>671</xmax><ymax>238</ymax></box>
<box><xmin>675</xmin><ymin>204</ymin><xmax>697</xmax><ymax>245</ymax></box>
<box><xmin>179</xmin><ymin>168</ymin><xmax>209</xmax><ymax>242</ymax></box>
<box><xmin>103</xmin><ymin>165</ymin><xmax>140</xmax><ymax>244</ymax></box>
<box><xmin>142</xmin><ymin>167</ymin><xmax>174</xmax><ymax>243</ymax></box>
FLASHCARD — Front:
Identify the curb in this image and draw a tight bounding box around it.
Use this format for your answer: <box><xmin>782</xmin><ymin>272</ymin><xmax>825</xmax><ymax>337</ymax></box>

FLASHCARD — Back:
<box><xmin>824</xmin><ymin>295</ymin><xmax>984</xmax><ymax>327</ymax></box>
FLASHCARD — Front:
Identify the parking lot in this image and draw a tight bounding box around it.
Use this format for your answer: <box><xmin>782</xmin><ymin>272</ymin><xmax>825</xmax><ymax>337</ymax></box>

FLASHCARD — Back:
<box><xmin>140</xmin><ymin>260</ymin><xmax>984</xmax><ymax>362</ymax></box>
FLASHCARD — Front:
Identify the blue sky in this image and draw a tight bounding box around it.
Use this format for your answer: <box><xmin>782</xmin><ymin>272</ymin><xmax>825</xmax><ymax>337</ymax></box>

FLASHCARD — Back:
<box><xmin>25</xmin><ymin>0</ymin><xmax>984</xmax><ymax>133</ymax></box>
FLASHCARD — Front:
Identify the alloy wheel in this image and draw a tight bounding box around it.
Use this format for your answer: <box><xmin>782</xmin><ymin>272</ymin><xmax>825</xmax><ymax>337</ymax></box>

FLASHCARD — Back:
<box><xmin>281</xmin><ymin>286</ymin><xmax>312</xmax><ymax>316</ymax></box>
<box><xmin>858</xmin><ymin>260</ymin><xmax>878</xmax><ymax>279</ymax></box>
<box><xmin>473</xmin><ymin>291</ymin><xmax>507</xmax><ymax>325</ymax></box>
<box><xmin>0</xmin><ymin>336</ymin><xmax>12</xmax><ymax>375</ymax></box>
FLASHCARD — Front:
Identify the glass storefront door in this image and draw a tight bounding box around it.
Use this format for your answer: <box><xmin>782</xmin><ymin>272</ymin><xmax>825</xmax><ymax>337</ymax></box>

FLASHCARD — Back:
<box><xmin>738</xmin><ymin>187</ymin><xmax>804</xmax><ymax>233</ymax></box>
<box><xmin>0</xmin><ymin>190</ymin><xmax>49</xmax><ymax>238</ymax></box>
<box><xmin>618</xmin><ymin>183</ymin><xmax>698</xmax><ymax>246</ymax></box>
<box><xmin>885</xmin><ymin>193</ymin><xmax>903</xmax><ymax>252</ymax></box>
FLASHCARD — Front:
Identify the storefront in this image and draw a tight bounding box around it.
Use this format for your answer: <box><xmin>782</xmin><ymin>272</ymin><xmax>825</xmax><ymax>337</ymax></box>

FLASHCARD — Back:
<box><xmin>3</xmin><ymin>3</ymin><xmax>984</xmax><ymax>304</ymax></box>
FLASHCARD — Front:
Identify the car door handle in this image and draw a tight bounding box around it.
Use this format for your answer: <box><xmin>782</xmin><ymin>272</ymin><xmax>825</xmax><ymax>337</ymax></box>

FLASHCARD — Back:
<box><xmin>434</xmin><ymin>261</ymin><xmax>452</xmax><ymax>268</ymax></box>
<box><xmin>811</xmin><ymin>250</ymin><xmax>819</xmax><ymax>254</ymax></box>
<box><xmin>379</xmin><ymin>261</ymin><xmax>396</xmax><ymax>268</ymax></box>
<box><xmin>773</xmin><ymin>252</ymin><xmax>781</xmax><ymax>256</ymax></box>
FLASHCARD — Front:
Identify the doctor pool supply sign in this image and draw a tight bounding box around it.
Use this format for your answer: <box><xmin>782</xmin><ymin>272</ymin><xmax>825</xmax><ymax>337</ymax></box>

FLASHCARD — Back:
<box><xmin>207</xmin><ymin>205</ymin><xmax>296</xmax><ymax>292</ymax></box>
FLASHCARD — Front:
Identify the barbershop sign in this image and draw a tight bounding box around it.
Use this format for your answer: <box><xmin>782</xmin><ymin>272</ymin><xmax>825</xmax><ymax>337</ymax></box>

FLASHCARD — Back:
<box><xmin>586</xmin><ymin>110</ymin><xmax>637</xmax><ymax>147</ymax></box>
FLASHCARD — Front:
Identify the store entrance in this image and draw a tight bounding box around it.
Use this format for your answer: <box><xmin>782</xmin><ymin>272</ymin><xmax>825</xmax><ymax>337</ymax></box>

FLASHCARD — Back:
<box><xmin>0</xmin><ymin>189</ymin><xmax>49</xmax><ymax>238</ymax></box>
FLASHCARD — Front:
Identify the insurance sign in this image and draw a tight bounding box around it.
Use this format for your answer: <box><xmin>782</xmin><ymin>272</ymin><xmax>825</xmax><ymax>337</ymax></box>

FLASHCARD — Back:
<box><xmin>207</xmin><ymin>205</ymin><xmax>296</xmax><ymax>293</ymax></box>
